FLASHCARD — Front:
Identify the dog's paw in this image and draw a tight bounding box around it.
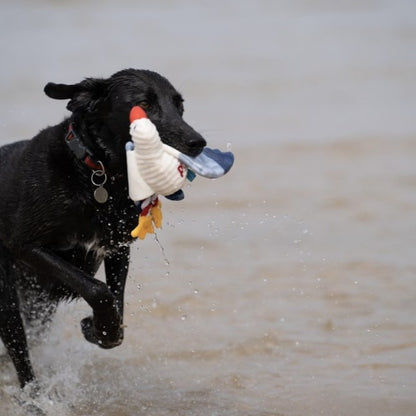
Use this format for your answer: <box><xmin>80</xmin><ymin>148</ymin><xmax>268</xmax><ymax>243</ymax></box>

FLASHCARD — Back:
<box><xmin>80</xmin><ymin>316</ymin><xmax>123</xmax><ymax>349</ymax></box>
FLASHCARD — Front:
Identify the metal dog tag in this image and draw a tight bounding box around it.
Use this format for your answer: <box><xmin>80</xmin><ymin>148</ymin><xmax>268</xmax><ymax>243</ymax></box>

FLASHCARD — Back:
<box><xmin>91</xmin><ymin>161</ymin><xmax>108</xmax><ymax>204</ymax></box>
<box><xmin>94</xmin><ymin>185</ymin><xmax>108</xmax><ymax>203</ymax></box>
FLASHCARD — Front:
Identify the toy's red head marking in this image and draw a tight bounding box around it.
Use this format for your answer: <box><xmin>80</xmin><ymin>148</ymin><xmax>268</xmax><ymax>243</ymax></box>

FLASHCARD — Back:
<box><xmin>130</xmin><ymin>106</ymin><xmax>148</xmax><ymax>123</ymax></box>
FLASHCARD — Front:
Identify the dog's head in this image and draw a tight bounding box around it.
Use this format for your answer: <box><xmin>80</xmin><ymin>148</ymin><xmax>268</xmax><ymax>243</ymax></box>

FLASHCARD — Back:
<box><xmin>44</xmin><ymin>69</ymin><xmax>206</xmax><ymax>170</ymax></box>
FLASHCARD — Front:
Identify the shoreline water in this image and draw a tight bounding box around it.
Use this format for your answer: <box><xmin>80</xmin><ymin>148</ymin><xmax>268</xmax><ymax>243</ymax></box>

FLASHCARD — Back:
<box><xmin>1</xmin><ymin>138</ymin><xmax>415</xmax><ymax>415</ymax></box>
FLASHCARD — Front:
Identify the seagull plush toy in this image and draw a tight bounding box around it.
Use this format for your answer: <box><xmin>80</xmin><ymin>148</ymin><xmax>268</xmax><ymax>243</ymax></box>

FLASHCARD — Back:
<box><xmin>126</xmin><ymin>106</ymin><xmax>234</xmax><ymax>239</ymax></box>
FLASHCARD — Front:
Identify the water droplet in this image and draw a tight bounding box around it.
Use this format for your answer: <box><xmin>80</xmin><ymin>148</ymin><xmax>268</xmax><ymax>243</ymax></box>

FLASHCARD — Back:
<box><xmin>154</xmin><ymin>233</ymin><xmax>170</xmax><ymax>265</ymax></box>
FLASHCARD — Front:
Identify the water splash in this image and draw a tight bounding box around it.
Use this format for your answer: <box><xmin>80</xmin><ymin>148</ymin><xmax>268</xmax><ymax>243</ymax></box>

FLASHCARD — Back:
<box><xmin>153</xmin><ymin>232</ymin><xmax>170</xmax><ymax>267</ymax></box>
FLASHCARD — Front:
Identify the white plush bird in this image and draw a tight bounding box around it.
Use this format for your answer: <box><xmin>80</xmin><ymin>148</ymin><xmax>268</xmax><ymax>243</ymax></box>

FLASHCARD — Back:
<box><xmin>125</xmin><ymin>106</ymin><xmax>234</xmax><ymax>239</ymax></box>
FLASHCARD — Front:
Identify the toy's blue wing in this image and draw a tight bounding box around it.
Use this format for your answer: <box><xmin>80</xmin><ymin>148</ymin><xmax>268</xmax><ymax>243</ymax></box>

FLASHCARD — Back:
<box><xmin>178</xmin><ymin>148</ymin><xmax>234</xmax><ymax>179</ymax></box>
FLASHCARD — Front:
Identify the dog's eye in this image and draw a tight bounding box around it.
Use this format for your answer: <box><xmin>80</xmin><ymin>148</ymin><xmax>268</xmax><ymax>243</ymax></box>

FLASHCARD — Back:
<box><xmin>139</xmin><ymin>101</ymin><xmax>150</xmax><ymax>110</ymax></box>
<box><xmin>173</xmin><ymin>94</ymin><xmax>184</xmax><ymax>115</ymax></box>
<box><xmin>178</xmin><ymin>102</ymin><xmax>184</xmax><ymax>115</ymax></box>
<box><xmin>176</xmin><ymin>100</ymin><xmax>184</xmax><ymax>115</ymax></box>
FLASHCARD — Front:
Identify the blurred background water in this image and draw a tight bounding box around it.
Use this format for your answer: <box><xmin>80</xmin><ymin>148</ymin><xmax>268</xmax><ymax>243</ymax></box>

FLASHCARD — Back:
<box><xmin>0</xmin><ymin>1</ymin><xmax>415</xmax><ymax>415</ymax></box>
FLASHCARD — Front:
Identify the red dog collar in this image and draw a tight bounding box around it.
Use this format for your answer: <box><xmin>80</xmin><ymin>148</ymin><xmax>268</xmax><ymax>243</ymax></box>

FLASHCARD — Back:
<box><xmin>65</xmin><ymin>123</ymin><xmax>104</xmax><ymax>171</ymax></box>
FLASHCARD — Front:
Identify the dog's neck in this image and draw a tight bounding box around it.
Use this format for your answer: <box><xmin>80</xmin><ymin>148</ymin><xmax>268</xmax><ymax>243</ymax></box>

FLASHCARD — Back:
<box><xmin>65</xmin><ymin>122</ymin><xmax>106</xmax><ymax>172</ymax></box>
<box><xmin>64</xmin><ymin>121</ymin><xmax>131</xmax><ymax>204</ymax></box>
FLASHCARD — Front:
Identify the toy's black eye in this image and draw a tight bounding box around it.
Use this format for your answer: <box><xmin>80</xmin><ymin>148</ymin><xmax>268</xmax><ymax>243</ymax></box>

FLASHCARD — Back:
<box><xmin>139</xmin><ymin>100</ymin><xmax>150</xmax><ymax>110</ymax></box>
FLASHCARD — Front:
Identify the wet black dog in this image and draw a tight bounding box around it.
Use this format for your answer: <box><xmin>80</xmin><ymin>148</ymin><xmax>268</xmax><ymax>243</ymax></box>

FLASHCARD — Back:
<box><xmin>0</xmin><ymin>69</ymin><xmax>206</xmax><ymax>388</ymax></box>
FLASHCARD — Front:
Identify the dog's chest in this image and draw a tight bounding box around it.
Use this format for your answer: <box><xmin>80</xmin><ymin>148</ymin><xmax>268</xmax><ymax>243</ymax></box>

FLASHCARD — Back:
<box><xmin>51</xmin><ymin>191</ymin><xmax>136</xmax><ymax>257</ymax></box>
<box><xmin>86</xmin><ymin>195</ymin><xmax>137</xmax><ymax>251</ymax></box>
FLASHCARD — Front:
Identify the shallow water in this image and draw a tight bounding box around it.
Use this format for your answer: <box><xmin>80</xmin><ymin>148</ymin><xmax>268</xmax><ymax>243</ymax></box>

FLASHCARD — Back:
<box><xmin>1</xmin><ymin>1</ymin><xmax>416</xmax><ymax>415</ymax></box>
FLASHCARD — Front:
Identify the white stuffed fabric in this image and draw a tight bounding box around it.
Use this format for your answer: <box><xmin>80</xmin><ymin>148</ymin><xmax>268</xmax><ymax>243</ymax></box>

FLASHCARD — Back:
<box><xmin>126</xmin><ymin>118</ymin><xmax>188</xmax><ymax>201</ymax></box>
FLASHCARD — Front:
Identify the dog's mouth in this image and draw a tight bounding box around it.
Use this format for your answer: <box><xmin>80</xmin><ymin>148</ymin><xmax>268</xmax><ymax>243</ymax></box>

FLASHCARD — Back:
<box><xmin>161</xmin><ymin>141</ymin><xmax>205</xmax><ymax>159</ymax></box>
<box><xmin>187</xmin><ymin>134</ymin><xmax>207</xmax><ymax>157</ymax></box>
<box><xmin>182</xmin><ymin>144</ymin><xmax>205</xmax><ymax>158</ymax></box>
<box><xmin>161</xmin><ymin>129</ymin><xmax>207</xmax><ymax>159</ymax></box>
<box><xmin>166</xmin><ymin>134</ymin><xmax>207</xmax><ymax>158</ymax></box>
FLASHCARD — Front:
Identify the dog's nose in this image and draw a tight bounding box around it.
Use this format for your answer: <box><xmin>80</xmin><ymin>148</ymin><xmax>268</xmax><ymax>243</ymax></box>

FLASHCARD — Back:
<box><xmin>188</xmin><ymin>134</ymin><xmax>207</xmax><ymax>151</ymax></box>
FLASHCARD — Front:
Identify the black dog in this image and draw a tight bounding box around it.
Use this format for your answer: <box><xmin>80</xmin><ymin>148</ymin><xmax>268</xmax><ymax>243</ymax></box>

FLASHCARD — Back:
<box><xmin>0</xmin><ymin>69</ymin><xmax>206</xmax><ymax>388</ymax></box>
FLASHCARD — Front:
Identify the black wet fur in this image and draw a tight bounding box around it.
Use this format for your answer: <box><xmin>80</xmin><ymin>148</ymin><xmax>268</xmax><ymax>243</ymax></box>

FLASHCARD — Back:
<box><xmin>0</xmin><ymin>69</ymin><xmax>206</xmax><ymax>388</ymax></box>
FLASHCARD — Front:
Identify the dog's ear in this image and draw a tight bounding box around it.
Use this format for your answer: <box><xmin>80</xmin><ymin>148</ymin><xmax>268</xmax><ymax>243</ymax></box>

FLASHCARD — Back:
<box><xmin>44</xmin><ymin>82</ymin><xmax>79</xmax><ymax>100</ymax></box>
<box><xmin>44</xmin><ymin>78</ymin><xmax>109</xmax><ymax>113</ymax></box>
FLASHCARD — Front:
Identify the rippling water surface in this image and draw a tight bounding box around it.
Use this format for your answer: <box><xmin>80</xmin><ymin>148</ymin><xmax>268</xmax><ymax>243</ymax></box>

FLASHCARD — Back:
<box><xmin>1</xmin><ymin>1</ymin><xmax>415</xmax><ymax>415</ymax></box>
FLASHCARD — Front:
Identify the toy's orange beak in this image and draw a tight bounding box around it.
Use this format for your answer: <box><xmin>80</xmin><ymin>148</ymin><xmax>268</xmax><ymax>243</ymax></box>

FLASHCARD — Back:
<box><xmin>130</xmin><ymin>106</ymin><xmax>147</xmax><ymax>123</ymax></box>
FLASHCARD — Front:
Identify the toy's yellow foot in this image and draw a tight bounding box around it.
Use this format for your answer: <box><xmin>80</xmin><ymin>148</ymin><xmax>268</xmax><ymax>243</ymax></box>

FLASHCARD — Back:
<box><xmin>151</xmin><ymin>200</ymin><xmax>163</xmax><ymax>229</ymax></box>
<box><xmin>131</xmin><ymin>215</ymin><xmax>154</xmax><ymax>240</ymax></box>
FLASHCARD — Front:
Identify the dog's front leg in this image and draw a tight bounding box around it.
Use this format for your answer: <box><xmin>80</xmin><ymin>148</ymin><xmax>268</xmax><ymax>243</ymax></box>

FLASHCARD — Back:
<box><xmin>20</xmin><ymin>246</ymin><xmax>122</xmax><ymax>349</ymax></box>
<box><xmin>105</xmin><ymin>245</ymin><xmax>130</xmax><ymax>325</ymax></box>
<box><xmin>82</xmin><ymin>245</ymin><xmax>130</xmax><ymax>346</ymax></box>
